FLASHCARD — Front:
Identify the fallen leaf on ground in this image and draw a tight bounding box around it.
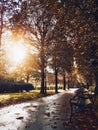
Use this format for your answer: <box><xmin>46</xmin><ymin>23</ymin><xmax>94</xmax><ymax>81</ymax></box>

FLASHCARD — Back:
<box><xmin>16</xmin><ymin>116</ymin><xmax>24</xmax><ymax>120</ymax></box>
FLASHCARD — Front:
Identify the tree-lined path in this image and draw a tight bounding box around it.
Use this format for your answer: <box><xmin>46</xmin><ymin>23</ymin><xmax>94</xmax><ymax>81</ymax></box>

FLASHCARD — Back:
<box><xmin>0</xmin><ymin>0</ymin><xmax>98</xmax><ymax>129</ymax></box>
<box><xmin>0</xmin><ymin>90</ymin><xmax>98</xmax><ymax>130</ymax></box>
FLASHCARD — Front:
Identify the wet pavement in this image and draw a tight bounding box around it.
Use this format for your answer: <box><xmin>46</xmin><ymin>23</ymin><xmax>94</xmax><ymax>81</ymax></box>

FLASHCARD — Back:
<box><xmin>0</xmin><ymin>90</ymin><xmax>98</xmax><ymax>130</ymax></box>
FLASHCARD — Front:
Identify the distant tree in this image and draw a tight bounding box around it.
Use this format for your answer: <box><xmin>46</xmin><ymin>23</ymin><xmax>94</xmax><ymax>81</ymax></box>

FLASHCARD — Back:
<box><xmin>7</xmin><ymin>0</ymin><xmax>97</xmax><ymax>94</ymax></box>
<box><xmin>10</xmin><ymin>0</ymin><xmax>59</xmax><ymax>94</ymax></box>
<box><xmin>58</xmin><ymin>0</ymin><xmax>97</xmax><ymax>86</ymax></box>
<box><xmin>47</xmin><ymin>1</ymin><xmax>75</xmax><ymax>92</ymax></box>
<box><xmin>0</xmin><ymin>0</ymin><xmax>22</xmax><ymax>46</ymax></box>
<box><xmin>71</xmin><ymin>0</ymin><xmax>97</xmax><ymax>87</ymax></box>
<box><xmin>8</xmin><ymin>53</ymin><xmax>40</xmax><ymax>84</ymax></box>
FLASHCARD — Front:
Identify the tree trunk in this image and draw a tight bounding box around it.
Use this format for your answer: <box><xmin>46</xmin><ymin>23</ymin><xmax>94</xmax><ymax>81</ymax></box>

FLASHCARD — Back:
<box><xmin>94</xmin><ymin>71</ymin><xmax>98</xmax><ymax>95</ymax></box>
<box><xmin>54</xmin><ymin>67</ymin><xmax>58</xmax><ymax>93</ymax></box>
<box><xmin>26</xmin><ymin>75</ymin><xmax>29</xmax><ymax>83</ymax></box>
<box><xmin>87</xmin><ymin>73</ymin><xmax>93</xmax><ymax>88</ymax></box>
<box><xmin>40</xmin><ymin>39</ymin><xmax>45</xmax><ymax>94</ymax></box>
<box><xmin>0</xmin><ymin>3</ymin><xmax>3</xmax><ymax>47</ymax></box>
<box><xmin>44</xmin><ymin>78</ymin><xmax>47</xmax><ymax>94</ymax></box>
<box><xmin>63</xmin><ymin>71</ymin><xmax>66</xmax><ymax>90</ymax></box>
<box><xmin>40</xmin><ymin>65</ymin><xmax>45</xmax><ymax>94</ymax></box>
<box><xmin>0</xmin><ymin>19</ymin><xmax>2</xmax><ymax>47</ymax></box>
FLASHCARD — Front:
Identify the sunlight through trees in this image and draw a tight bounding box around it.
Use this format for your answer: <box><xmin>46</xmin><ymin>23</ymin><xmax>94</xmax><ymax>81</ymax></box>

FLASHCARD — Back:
<box><xmin>0</xmin><ymin>0</ymin><xmax>97</xmax><ymax>95</ymax></box>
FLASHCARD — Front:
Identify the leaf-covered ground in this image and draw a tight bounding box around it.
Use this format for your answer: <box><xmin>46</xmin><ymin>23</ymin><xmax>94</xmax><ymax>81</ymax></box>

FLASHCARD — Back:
<box><xmin>63</xmin><ymin>109</ymin><xmax>98</xmax><ymax>130</ymax></box>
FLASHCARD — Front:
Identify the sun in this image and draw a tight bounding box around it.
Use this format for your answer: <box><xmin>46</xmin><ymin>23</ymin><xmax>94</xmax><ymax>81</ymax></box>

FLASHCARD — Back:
<box><xmin>6</xmin><ymin>41</ymin><xmax>27</xmax><ymax>67</ymax></box>
<box><xmin>8</xmin><ymin>44</ymin><xmax>26</xmax><ymax>64</ymax></box>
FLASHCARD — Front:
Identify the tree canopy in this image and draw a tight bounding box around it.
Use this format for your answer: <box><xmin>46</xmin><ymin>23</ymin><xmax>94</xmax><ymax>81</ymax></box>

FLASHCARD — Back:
<box><xmin>0</xmin><ymin>0</ymin><xmax>97</xmax><ymax>94</ymax></box>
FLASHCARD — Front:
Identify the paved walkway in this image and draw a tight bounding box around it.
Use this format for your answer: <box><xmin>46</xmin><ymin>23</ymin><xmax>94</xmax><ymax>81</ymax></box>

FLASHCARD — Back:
<box><xmin>0</xmin><ymin>91</ymin><xmax>98</xmax><ymax>130</ymax></box>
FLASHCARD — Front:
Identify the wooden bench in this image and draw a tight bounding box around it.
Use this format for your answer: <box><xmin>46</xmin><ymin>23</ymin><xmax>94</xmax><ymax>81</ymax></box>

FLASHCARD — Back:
<box><xmin>69</xmin><ymin>88</ymin><xmax>95</xmax><ymax>123</ymax></box>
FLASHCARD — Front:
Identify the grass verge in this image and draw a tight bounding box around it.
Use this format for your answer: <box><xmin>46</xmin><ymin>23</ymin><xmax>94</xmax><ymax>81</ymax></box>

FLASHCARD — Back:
<box><xmin>0</xmin><ymin>90</ymin><xmax>55</xmax><ymax>107</ymax></box>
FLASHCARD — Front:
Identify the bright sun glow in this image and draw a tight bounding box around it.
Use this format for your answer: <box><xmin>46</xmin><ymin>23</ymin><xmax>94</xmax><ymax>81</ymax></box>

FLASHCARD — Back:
<box><xmin>8</xmin><ymin>44</ymin><xmax>26</xmax><ymax>64</ymax></box>
<box><xmin>5</xmin><ymin>41</ymin><xmax>27</xmax><ymax>70</ymax></box>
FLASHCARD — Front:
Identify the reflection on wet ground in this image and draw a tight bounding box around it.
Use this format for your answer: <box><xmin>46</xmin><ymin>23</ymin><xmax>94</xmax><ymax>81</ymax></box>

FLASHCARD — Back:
<box><xmin>22</xmin><ymin>92</ymin><xmax>71</xmax><ymax>130</ymax></box>
<box><xmin>0</xmin><ymin>91</ymin><xmax>72</xmax><ymax>130</ymax></box>
<box><xmin>1</xmin><ymin>90</ymin><xmax>97</xmax><ymax>130</ymax></box>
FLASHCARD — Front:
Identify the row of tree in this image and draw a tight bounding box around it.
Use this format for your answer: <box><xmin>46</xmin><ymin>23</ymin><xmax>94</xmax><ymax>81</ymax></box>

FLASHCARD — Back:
<box><xmin>0</xmin><ymin>0</ymin><xmax>97</xmax><ymax>94</ymax></box>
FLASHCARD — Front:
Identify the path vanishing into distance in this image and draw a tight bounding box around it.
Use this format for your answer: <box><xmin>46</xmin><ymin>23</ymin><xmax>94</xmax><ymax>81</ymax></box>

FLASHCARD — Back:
<box><xmin>0</xmin><ymin>90</ymin><xmax>98</xmax><ymax>130</ymax></box>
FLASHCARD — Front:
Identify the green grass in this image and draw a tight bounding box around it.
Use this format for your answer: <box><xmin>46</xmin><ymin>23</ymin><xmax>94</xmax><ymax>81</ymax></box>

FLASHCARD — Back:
<box><xmin>0</xmin><ymin>90</ymin><xmax>55</xmax><ymax>107</ymax></box>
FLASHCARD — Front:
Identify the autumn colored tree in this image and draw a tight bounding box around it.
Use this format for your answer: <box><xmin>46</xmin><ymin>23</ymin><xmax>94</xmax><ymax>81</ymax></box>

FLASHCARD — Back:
<box><xmin>4</xmin><ymin>0</ymin><xmax>97</xmax><ymax>95</ymax></box>
<box><xmin>58</xmin><ymin>0</ymin><xmax>97</xmax><ymax>87</ymax></box>
<box><xmin>9</xmin><ymin>0</ymin><xmax>59</xmax><ymax>94</ymax></box>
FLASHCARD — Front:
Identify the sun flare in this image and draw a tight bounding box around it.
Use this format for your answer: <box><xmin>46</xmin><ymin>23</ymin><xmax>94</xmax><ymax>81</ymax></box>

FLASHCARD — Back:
<box><xmin>6</xmin><ymin>42</ymin><xmax>27</xmax><ymax>68</ymax></box>
<box><xmin>8</xmin><ymin>45</ymin><xmax>26</xmax><ymax>64</ymax></box>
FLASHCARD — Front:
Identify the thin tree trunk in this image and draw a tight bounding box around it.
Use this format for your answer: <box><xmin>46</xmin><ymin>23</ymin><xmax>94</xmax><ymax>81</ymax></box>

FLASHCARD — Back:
<box><xmin>63</xmin><ymin>71</ymin><xmax>66</xmax><ymax>90</ymax></box>
<box><xmin>40</xmin><ymin>66</ymin><xmax>45</xmax><ymax>94</ymax></box>
<box><xmin>26</xmin><ymin>75</ymin><xmax>29</xmax><ymax>83</ymax></box>
<box><xmin>94</xmin><ymin>71</ymin><xmax>98</xmax><ymax>95</ymax></box>
<box><xmin>0</xmin><ymin>4</ymin><xmax>3</xmax><ymax>47</ymax></box>
<box><xmin>55</xmin><ymin>67</ymin><xmax>58</xmax><ymax>93</ymax></box>
<box><xmin>40</xmin><ymin>39</ymin><xmax>45</xmax><ymax>94</ymax></box>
